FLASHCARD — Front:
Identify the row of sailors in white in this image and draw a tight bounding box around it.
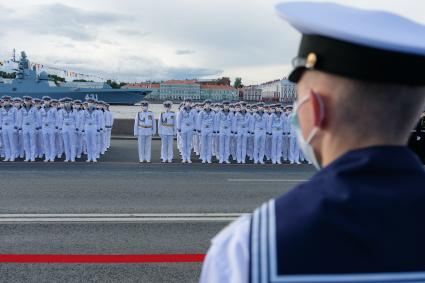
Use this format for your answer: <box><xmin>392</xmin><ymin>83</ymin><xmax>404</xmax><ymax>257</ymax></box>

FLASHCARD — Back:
<box><xmin>0</xmin><ymin>96</ymin><xmax>113</xmax><ymax>162</ymax></box>
<box><xmin>134</xmin><ymin>99</ymin><xmax>309</xmax><ymax>164</ymax></box>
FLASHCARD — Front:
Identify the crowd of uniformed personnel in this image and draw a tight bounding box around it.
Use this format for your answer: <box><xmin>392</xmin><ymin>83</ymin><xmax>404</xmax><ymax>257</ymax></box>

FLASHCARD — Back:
<box><xmin>0</xmin><ymin>95</ymin><xmax>113</xmax><ymax>162</ymax></box>
<box><xmin>135</xmin><ymin>98</ymin><xmax>312</xmax><ymax>164</ymax></box>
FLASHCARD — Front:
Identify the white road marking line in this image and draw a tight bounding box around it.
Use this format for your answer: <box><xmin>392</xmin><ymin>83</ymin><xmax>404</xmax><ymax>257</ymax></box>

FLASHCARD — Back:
<box><xmin>228</xmin><ymin>179</ymin><xmax>308</xmax><ymax>182</ymax></box>
<box><xmin>0</xmin><ymin>213</ymin><xmax>246</xmax><ymax>223</ymax></box>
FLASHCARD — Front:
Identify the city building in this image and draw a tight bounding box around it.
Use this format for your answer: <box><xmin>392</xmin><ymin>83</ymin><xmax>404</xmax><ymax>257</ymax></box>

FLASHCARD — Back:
<box><xmin>242</xmin><ymin>85</ymin><xmax>262</xmax><ymax>101</ymax></box>
<box><xmin>160</xmin><ymin>80</ymin><xmax>201</xmax><ymax>100</ymax></box>
<box><xmin>259</xmin><ymin>79</ymin><xmax>281</xmax><ymax>102</ymax></box>
<box><xmin>280</xmin><ymin>78</ymin><xmax>297</xmax><ymax>104</ymax></box>
<box><xmin>200</xmin><ymin>85</ymin><xmax>238</xmax><ymax>101</ymax></box>
<box><xmin>122</xmin><ymin>79</ymin><xmax>238</xmax><ymax>101</ymax></box>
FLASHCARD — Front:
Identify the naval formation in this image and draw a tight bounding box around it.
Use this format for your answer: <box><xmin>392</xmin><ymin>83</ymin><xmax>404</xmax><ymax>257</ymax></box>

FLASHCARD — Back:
<box><xmin>1</xmin><ymin>96</ymin><xmax>425</xmax><ymax>164</ymax></box>
<box><xmin>0</xmin><ymin>95</ymin><xmax>113</xmax><ymax>162</ymax></box>
<box><xmin>0</xmin><ymin>95</ymin><xmax>311</xmax><ymax>164</ymax></box>
<box><xmin>136</xmin><ymin>98</ymin><xmax>310</xmax><ymax>164</ymax></box>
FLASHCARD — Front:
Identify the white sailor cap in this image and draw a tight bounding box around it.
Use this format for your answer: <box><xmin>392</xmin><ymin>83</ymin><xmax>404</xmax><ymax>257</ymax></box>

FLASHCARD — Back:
<box><xmin>276</xmin><ymin>2</ymin><xmax>425</xmax><ymax>86</ymax></box>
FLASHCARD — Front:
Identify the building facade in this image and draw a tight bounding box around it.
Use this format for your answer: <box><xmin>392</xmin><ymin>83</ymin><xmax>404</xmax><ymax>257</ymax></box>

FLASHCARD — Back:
<box><xmin>280</xmin><ymin>79</ymin><xmax>297</xmax><ymax>104</ymax></box>
<box><xmin>160</xmin><ymin>80</ymin><xmax>201</xmax><ymax>100</ymax></box>
<box><xmin>242</xmin><ymin>85</ymin><xmax>262</xmax><ymax>101</ymax></box>
<box><xmin>259</xmin><ymin>79</ymin><xmax>281</xmax><ymax>102</ymax></box>
<box><xmin>123</xmin><ymin>80</ymin><xmax>238</xmax><ymax>101</ymax></box>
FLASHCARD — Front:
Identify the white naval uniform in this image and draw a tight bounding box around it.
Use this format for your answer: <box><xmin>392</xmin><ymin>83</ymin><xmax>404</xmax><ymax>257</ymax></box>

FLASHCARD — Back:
<box><xmin>0</xmin><ymin>106</ymin><xmax>19</xmax><ymax>161</ymax></box>
<box><xmin>34</xmin><ymin>107</ymin><xmax>43</xmax><ymax>158</ymax></box>
<box><xmin>58</xmin><ymin>108</ymin><xmax>78</xmax><ymax>162</ymax></box>
<box><xmin>21</xmin><ymin>106</ymin><xmax>38</xmax><ymax>161</ymax></box>
<box><xmin>268</xmin><ymin>112</ymin><xmax>285</xmax><ymax>164</ymax></box>
<box><xmin>75</xmin><ymin>109</ymin><xmax>85</xmax><ymax>158</ymax></box>
<box><xmin>96</xmin><ymin>109</ymin><xmax>106</xmax><ymax>157</ymax></box>
<box><xmin>234</xmin><ymin>111</ymin><xmax>251</xmax><ymax>164</ymax></box>
<box><xmin>55</xmin><ymin>108</ymin><xmax>64</xmax><ymax>158</ymax></box>
<box><xmin>246</xmin><ymin>112</ymin><xmax>255</xmax><ymax>160</ymax></box>
<box><xmin>200</xmin><ymin>215</ymin><xmax>251</xmax><ymax>283</ymax></box>
<box><xmin>158</xmin><ymin>110</ymin><xmax>177</xmax><ymax>162</ymax></box>
<box><xmin>288</xmin><ymin>112</ymin><xmax>300</xmax><ymax>164</ymax></box>
<box><xmin>216</xmin><ymin>110</ymin><xmax>234</xmax><ymax>163</ymax></box>
<box><xmin>82</xmin><ymin>108</ymin><xmax>100</xmax><ymax>162</ymax></box>
<box><xmin>134</xmin><ymin>110</ymin><xmax>156</xmax><ymax>162</ymax></box>
<box><xmin>40</xmin><ymin>106</ymin><xmax>57</xmax><ymax>162</ymax></box>
<box><xmin>197</xmin><ymin>109</ymin><xmax>216</xmax><ymax>163</ymax></box>
<box><xmin>104</xmin><ymin>110</ymin><xmax>114</xmax><ymax>149</ymax></box>
<box><xmin>15</xmin><ymin>107</ymin><xmax>24</xmax><ymax>158</ymax></box>
<box><xmin>265</xmin><ymin>113</ymin><xmax>273</xmax><ymax>161</ymax></box>
<box><xmin>253</xmin><ymin>112</ymin><xmax>268</xmax><ymax>164</ymax></box>
<box><xmin>281</xmin><ymin>113</ymin><xmax>291</xmax><ymax>162</ymax></box>
<box><xmin>177</xmin><ymin>107</ymin><xmax>196</xmax><ymax>162</ymax></box>
<box><xmin>193</xmin><ymin>109</ymin><xmax>201</xmax><ymax>156</ymax></box>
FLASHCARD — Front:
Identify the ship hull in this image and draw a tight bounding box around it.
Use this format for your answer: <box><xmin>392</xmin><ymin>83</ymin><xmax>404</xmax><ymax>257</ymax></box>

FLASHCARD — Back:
<box><xmin>0</xmin><ymin>89</ymin><xmax>149</xmax><ymax>105</ymax></box>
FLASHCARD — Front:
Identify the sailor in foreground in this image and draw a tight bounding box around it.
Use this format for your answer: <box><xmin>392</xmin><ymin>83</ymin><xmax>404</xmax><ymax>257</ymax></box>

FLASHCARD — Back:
<box><xmin>158</xmin><ymin>100</ymin><xmax>176</xmax><ymax>163</ymax></box>
<box><xmin>134</xmin><ymin>101</ymin><xmax>156</xmax><ymax>163</ymax></box>
<box><xmin>200</xmin><ymin>2</ymin><xmax>425</xmax><ymax>283</ymax></box>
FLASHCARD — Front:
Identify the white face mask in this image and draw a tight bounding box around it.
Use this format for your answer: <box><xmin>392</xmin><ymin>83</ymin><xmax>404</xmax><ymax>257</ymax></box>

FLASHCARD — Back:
<box><xmin>292</xmin><ymin>93</ymin><xmax>324</xmax><ymax>170</ymax></box>
<box><xmin>142</xmin><ymin>106</ymin><xmax>148</xmax><ymax>111</ymax></box>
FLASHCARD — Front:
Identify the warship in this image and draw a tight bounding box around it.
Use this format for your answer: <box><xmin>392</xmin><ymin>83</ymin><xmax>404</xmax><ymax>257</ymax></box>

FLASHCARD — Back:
<box><xmin>0</xmin><ymin>51</ymin><xmax>150</xmax><ymax>105</ymax></box>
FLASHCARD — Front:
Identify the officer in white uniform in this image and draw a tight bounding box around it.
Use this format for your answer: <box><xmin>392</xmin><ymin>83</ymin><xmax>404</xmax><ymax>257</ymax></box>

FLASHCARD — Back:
<box><xmin>234</xmin><ymin>103</ymin><xmax>251</xmax><ymax>164</ymax></box>
<box><xmin>104</xmin><ymin>103</ymin><xmax>113</xmax><ymax>150</ymax></box>
<box><xmin>13</xmin><ymin>97</ymin><xmax>24</xmax><ymax>159</ymax></box>
<box><xmin>158</xmin><ymin>101</ymin><xmax>176</xmax><ymax>163</ymax></box>
<box><xmin>134</xmin><ymin>101</ymin><xmax>156</xmax><ymax>163</ymax></box>
<box><xmin>21</xmin><ymin>96</ymin><xmax>38</xmax><ymax>162</ymax></box>
<box><xmin>73</xmin><ymin>100</ymin><xmax>84</xmax><ymax>159</ymax></box>
<box><xmin>33</xmin><ymin>98</ymin><xmax>44</xmax><ymax>159</ymax></box>
<box><xmin>177</xmin><ymin>99</ymin><xmax>196</xmax><ymax>163</ymax></box>
<box><xmin>40</xmin><ymin>97</ymin><xmax>57</xmax><ymax>162</ymax></box>
<box><xmin>82</xmin><ymin>98</ymin><xmax>100</xmax><ymax>162</ymax></box>
<box><xmin>281</xmin><ymin>105</ymin><xmax>292</xmax><ymax>163</ymax></box>
<box><xmin>55</xmin><ymin>99</ymin><xmax>64</xmax><ymax>158</ymax></box>
<box><xmin>58</xmin><ymin>97</ymin><xmax>77</xmax><ymax>162</ymax></box>
<box><xmin>246</xmin><ymin>104</ymin><xmax>255</xmax><ymax>161</ymax></box>
<box><xmin>216</xmin><ymin>101</ymin><xmax>234</xmax><ymax>164</ymax></box>
<box><xmin>197</xmin><ymin>100</ymin><xmax>216</xmax><ymax>164</ymax></box>
<box><xmin>1</xmin><ymin>96</ymin><xmax>19</xmax><ymax>161</ymax></box>
<box><xmin>288</xmin><ymin>107</ymin><xmax>301</xmax><ymax>164</ymax></box>
<box><xmin>268</xmin><ymin>103</ymin><xmax>285</xmax><ymax>164</ymax></box>
<box><xmin>252</xmin><ymin>102</ymin><xmax>268</xmax><ymax>164</ymax></box>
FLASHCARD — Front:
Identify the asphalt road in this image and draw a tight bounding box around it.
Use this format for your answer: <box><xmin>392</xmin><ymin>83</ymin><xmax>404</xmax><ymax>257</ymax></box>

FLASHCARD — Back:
<box><xmin>0</xmin><ymin>139</ymin><xmax>316</xmax><ymax>283</ymax></box>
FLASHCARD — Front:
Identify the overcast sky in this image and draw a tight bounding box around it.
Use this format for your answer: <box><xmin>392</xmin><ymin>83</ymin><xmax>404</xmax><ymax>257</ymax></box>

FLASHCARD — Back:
<box><xmin>0</xmin><ymin>0</ymin><xmax>424</xmax><ymax>84</ymax></box>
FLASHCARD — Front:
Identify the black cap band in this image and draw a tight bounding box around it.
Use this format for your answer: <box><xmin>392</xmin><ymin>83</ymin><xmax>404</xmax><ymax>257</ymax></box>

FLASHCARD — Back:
<box><xmin>289</xmin><ymin>34</ymin><xmax>425</xmax><ymax>86</ymax></box>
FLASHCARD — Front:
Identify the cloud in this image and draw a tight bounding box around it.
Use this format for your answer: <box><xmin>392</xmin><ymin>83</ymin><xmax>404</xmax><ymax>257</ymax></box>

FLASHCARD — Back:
<box><xmin>10</xmin><ymin>3</ymin><xmax>130</xmax><ymax>41</ymax></box>
<box><xmin>116</xmin><ymin>29</ymin><xmax>151</xmax><ymax>37</ymax></box>
<box><xmin>175</xmin><ymin>49</ymin><xmax>196</xmax><ymax>55</ymax></box>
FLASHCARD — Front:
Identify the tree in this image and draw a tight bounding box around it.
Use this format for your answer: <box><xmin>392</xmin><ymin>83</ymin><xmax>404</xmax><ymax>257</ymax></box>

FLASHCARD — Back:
<box><xmin>233</xmin><ymin>77</ymin><xmax>243</xmax><ymax>89</ymax></box>
<box><xmin>73</xmin><ymin>79</ymin><xmax>94</xmax><ymax>82</ymax></box>
<box><xmin>0</xmin><ymin>71</ymin><xmax>16</xmax><ymax>79</ymax></box>
<box><xmin>48</xmin><ymin>74</ymin><xmax>66</xmax><ymax>85</ymax></box>
<box><xmin>106</xmin><ymin>79</ymin><xmax>121</xmax><ymax>89</ymax></box>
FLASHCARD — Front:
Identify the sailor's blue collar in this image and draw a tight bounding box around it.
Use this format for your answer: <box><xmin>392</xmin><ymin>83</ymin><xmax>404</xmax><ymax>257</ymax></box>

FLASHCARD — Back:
<box><xmin>314</xmin><ymin>146</ymin><xmax>424</xmax><ymax>181</ymax></box>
